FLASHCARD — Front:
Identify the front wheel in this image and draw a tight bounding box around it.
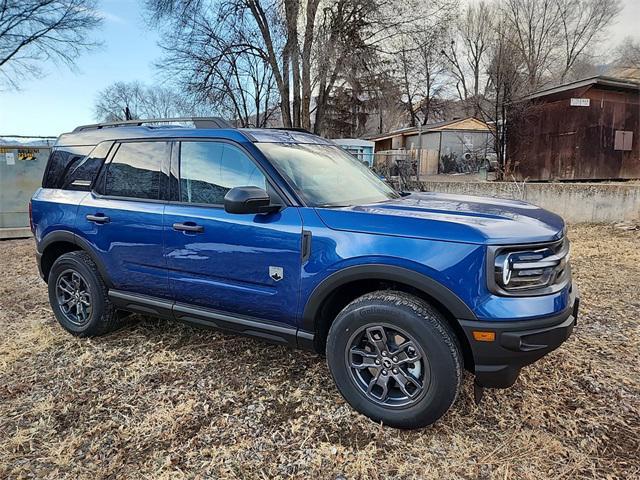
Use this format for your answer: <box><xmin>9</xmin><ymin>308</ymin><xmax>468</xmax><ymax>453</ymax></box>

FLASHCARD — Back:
<box><xmin>326</xmin><ymin>291</ymin><xmax>462</xmax><ymax>429</ymax></box>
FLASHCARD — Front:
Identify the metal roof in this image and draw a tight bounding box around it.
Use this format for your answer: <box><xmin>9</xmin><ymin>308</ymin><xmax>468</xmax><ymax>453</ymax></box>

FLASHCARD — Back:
<box><xmin>367</xmin><ymin>117</ymin><xmax>491</xmax><ymax>142</ymax></box>
<box><xmin>524</xmin><ymin>75</ymin><xmax>640</xmax><ymax>100</ymax></box>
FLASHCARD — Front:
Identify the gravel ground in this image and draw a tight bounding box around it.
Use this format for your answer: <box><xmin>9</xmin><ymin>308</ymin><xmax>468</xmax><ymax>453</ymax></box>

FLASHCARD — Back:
<box><xmin>0</xmin><ymin>225</ymin><xmax>638</xmax><ymax>479</ymax></box>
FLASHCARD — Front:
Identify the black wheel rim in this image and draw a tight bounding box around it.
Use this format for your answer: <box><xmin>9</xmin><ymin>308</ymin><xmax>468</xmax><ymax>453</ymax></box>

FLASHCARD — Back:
<box><xmin>55</xmin><ymin>269</ymin><xmax>92</xmax><ymax>327</ymax></box>
<box><xmin>345</xmin><ymin>324</ymin><xmax>430</xmax><ymax>408</ymax></box>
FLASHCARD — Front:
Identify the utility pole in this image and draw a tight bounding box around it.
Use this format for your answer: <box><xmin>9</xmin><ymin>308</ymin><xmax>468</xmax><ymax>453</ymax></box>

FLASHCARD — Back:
<box><xmin>416</xmin><ymin>123</ymin><xmax>423</xmax><ymax>182</ymax></box>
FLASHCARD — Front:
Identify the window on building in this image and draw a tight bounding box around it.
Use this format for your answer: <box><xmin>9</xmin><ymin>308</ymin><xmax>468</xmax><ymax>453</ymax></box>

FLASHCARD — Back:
<box><xmin>103</xmin><ymin>141</ymin><xmax>169</xmax><ymax>199</ymax></box>
<box><xmin>179</xmin><ymin>142</ymin><xmax>266</xmax><ymax>205</ymax></box>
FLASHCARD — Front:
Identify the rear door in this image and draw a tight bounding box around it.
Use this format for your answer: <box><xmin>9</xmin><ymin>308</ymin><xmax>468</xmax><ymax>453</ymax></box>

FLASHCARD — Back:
<box><xmin>163</xmin><ymin>139</ymin><xmax>303</xmax><ymax>325</ymax></box>
<box><xmin>76</xmin><ymin>140</ymin><xmax>172</xmax><ymax>299</ymax></box>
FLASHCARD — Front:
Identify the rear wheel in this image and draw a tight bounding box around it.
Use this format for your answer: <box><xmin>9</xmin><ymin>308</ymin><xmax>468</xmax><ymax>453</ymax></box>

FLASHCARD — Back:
<box><xmin>48</xmin><ymin>251</ymin><xmax>121</xmax><ymax>337</ymax></box>
<box><xmin>326</xmin><ymin>291</ymin><xmax>462</xmax><ymax>429</ymax></box>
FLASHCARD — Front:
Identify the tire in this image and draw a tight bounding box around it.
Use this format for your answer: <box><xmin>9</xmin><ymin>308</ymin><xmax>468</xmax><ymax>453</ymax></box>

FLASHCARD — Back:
<box><xmin>326</xmin><ymin>290</ymin><xmax>462</xmax><ymax>429</ymax></box>
<box><xmin>47</xmin><ymin>251</ymin><xmax>121</xmax><ymax>337</ymax></box>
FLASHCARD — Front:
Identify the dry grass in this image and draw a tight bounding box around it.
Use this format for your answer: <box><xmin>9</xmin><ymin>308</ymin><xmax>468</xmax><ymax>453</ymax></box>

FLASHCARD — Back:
<box><xmin>0</xmin><ymin>225</ymin><xmax>638</xmax><ymax>479</ymax></box>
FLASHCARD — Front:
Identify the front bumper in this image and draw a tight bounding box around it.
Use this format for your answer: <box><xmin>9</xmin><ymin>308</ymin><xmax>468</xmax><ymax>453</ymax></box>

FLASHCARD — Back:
<box><xmin>459</xmin><ymin>287</ymin><xmax>579</xmax><ymax>388</ymax></box>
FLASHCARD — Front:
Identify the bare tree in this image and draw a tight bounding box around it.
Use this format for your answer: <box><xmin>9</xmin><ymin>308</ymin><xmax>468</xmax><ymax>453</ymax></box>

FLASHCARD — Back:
<box><xmin>614</xmin><ymin>36</ymin><xmax>640</xmax><ymax>68</ymax></box>
<box><xmin>146</xmin><ymin>0</ymin><xmax>425</xmax><ymax>132</ymax></box>
<box><xmin>414</xmin><ymin>33</ymin><xmax>451</xmax><ymax>125</ymax></box>
<box><xmin>94</xmin><ymin>81</ymin><xmax>201</xmax><ymax>122</ymax></box>
<box><xmin>152</xmin><ymin>8</ymin><xmax>279</xmax><ymax>127</ymax></box>
<box><xmin>557</xmin><ymin>0</ymin><xmax>621</xmax><ymax>81</ymax></box>
<box><xmin>475</xmin><ymin>16</ymin><xmax>527</xmax><ymax>178</ymax></box>
<box><xmin>0</xmin><ymin>0</ymin><xmax>102</xmax><ymax>89</ymax></box>
<box><xmin>441</xmin><ymin>1</ymin><xmax>494</xmax><ymax>112</ymax></box>
<box><xmin>502</xmin><ymin>0</ymin><xmax>563</xmax><ymax>90</ymax></box>
<box><xmin>147</xmin><ymin>0</ymin><xmax>300</xmax><ymax>127</ymax></box>
<box><xmin>501</xmin><ymin>0</ymin><xmax>620</xmax><ymax>90</ymax></box>
<box><xmin>312</xmin><ymin>0</ymin><xmax>386</xmax><ymax>134</ymax></box>
<box><xmin>394</xmin><ymin>14</ymin><xmax>453</xmax><ymax>128</ymax></box>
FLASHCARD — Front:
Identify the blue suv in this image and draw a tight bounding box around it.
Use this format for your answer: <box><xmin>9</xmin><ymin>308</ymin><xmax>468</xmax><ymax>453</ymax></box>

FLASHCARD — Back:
<box><xmin>31</xmin><ymin>118</ymin><xmax>579</xmax><ymax>428</ymax></box>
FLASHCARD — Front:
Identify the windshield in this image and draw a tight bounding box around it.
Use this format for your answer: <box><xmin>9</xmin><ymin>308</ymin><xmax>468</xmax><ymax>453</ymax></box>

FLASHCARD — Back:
<box><xmin>257</xmin><ymin>143</ymin><xmax>399</xmax><ymax>207</ymax></box>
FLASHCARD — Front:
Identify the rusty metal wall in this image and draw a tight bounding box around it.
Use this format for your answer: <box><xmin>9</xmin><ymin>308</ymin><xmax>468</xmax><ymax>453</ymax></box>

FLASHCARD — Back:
<box><xmin>509</xmin><ymin>85</ymin><xmax>640</xmax><ymax>180</ymax></box>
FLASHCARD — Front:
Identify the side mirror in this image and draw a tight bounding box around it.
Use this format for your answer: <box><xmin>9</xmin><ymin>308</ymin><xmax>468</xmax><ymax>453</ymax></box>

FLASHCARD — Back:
<box><xmin>224</xmin><ymin>186</ymin><xmax>281</xmax><ymax>214</ymax></box>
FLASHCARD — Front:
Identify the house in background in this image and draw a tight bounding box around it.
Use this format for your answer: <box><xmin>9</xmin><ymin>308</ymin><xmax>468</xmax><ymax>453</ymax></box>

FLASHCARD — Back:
<box><xmin>368</xmin><ymin>117</ymin><xmax>495</xmax><ymax>175</ymax></box>
<box><xmin>508</xmin><ymin>76</ymin><xmax>640</xmax><ymax>181</ymax></box>
<box><xmin>333</xmin><ymin>138</ymin><xmax>375</xmax><ymax>166</ymax></box>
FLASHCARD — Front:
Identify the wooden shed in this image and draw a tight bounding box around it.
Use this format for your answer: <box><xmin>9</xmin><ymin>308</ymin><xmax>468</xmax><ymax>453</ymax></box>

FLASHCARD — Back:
<box><xmin>508</xmin><ymin>76</ymin><xmax>640</xmax><ymax>181</ymax></box>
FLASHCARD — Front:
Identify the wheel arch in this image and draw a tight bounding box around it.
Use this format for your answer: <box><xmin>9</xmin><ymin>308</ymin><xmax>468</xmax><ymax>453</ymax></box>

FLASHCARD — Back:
<box><xmin>299</xmin><ymin>264</ymin><xmax>477</xmax><ymax>368</ymax></box>
<box><xmin>38</xmin><ymin>231</ymin><xmax>112</xmax><ymax>287</ymax></box>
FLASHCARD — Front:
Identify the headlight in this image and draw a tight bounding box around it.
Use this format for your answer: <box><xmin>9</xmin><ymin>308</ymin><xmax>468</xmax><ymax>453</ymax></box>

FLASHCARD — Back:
<box><xmin>488</xmin><ymin>237</ymin><xmax>571</xmax><ymax>296</ymax></box>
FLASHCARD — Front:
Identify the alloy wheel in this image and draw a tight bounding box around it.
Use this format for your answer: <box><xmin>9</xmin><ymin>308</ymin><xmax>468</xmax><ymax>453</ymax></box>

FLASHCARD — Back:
<box><xmin>345</xmin><ymin>324</ymin><xmax>430</xmax><ymax>408</ymax></box>
<box><xmin>55</xmin><ymin>269</ymin><xmax>92</xmax><ymax>327</ymax></box>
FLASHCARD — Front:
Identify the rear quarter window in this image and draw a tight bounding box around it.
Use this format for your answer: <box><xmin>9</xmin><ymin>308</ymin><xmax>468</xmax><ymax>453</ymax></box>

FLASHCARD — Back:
<box><xmin>62</xmin><ymin>142</ymin><xmax>114</xmax><ymax>190</ymax></box>
<box><xmin>42</xmin><ymin>145</ymin><xmax>94</xmax><ymax>188</ymax></box>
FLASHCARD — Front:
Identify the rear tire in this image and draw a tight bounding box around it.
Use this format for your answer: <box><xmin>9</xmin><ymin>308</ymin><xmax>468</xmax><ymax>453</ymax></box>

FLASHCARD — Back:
<box><xmin>326</xmin><ymin>290</ymin><xmax>462</xmax><ymax>429</ymax></box>
<box><xmin>48</xmin><ymin>251</ymin><xmax>121</xmax><ymax>337</ymax></box>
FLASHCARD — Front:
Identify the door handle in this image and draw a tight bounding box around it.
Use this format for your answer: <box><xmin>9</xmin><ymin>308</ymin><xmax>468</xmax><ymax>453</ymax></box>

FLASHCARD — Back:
<box><xmin>173</xmin><ymin>222</ymin><xmax>204</xmax><ymax>233</ymax></box>
<box><xmin>86</xmin><ymin>214</ymin><xmax>110</xmax><ymax>224</ymax></box>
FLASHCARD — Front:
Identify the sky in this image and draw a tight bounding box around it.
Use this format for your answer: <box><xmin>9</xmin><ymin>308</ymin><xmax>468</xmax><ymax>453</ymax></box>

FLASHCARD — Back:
<box><xmin>0</xmin><ymin>0</ymin><xmax>162</xmax><ymax>137</ymax></box>
<box><xmin>0</xmin><ymin>0</ymin><xmax>639</xmax><ymax>137</ymax></box>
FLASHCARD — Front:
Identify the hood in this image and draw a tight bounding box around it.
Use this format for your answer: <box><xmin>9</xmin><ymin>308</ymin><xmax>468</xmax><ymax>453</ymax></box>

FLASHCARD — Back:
<box><xmin>314</xmin><ymin>192</ymin><xmax>565</xmax><ymax>245</ymax></box>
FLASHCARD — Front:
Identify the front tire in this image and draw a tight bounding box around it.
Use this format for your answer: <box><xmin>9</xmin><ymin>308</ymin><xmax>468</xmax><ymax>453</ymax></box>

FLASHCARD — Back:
<box><xmin>326</xmin><ymin>291</ymin><xmax>462</xmax><ymax>429</ymax></box>
<box><xmin>48</xmin><ymin>251</ymin><xmax>120</xmax><ymax>337</ymax></box>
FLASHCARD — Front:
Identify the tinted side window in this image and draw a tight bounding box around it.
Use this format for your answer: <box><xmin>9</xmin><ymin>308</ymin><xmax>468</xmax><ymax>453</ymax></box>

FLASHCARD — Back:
<box><xmin>63</xmin><ymin>142</ymin><xmax>113</xmax><ymax>190</ymax></box>
<box><xmin>180</xmin><ymin>142</ymin><xmax>266</xmax><ymax>205</ymax></box>
<box><xmin>42</xmin><ymin>146</ymin><xmax>94</xmax><ymax>188</ymax></box>
<box><xmin>104</xmin><ymin>141</ymin><xmax>169</xmax><ymax>199</ymax></box>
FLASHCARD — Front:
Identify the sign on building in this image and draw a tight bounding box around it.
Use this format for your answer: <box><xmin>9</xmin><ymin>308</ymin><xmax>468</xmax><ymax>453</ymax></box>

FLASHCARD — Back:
<box><xmin>570</xmin><ymin>98</ymin><xmax>590</xmax><ymax>107</ymax></box>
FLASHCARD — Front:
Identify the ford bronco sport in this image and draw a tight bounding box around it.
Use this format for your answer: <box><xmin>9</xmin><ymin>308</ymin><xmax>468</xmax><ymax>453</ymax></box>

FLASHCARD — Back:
<box><xmin>31</xmin><ymin>117</ymin><xmax>579</xmax><ymax>429</ymax></box>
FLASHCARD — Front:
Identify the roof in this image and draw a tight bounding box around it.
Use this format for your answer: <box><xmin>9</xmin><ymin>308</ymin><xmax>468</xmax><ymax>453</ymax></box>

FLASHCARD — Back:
<box><xmin>332</xmin><ymin>138</ymin><xmax>375</xmax><ymax>147</ymax></box>
<box><xmin>56</xmin><ymin>126</ymin><xmax>332</xmax><ymax>147</ymax></box>
<box><xmin>524</xmin><ymin>75</ymin><xmax>640</xmax><ymax>100</ymax></box>
<box><xmin>368</xmin><ymin>117</ymin><xmax>491</xmax><ymax>142</ymax></box>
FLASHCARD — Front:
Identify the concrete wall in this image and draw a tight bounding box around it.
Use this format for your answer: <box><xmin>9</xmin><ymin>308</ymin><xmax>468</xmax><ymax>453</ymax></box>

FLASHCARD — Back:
<box><xmin>410</xmin><ymin>180</ymin><xmax>640</xmax><ymax>223</ymax></box>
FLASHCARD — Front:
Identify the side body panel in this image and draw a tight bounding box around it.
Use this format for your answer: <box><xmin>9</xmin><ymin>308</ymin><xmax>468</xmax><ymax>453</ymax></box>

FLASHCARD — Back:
<box><xmin>163</xmin><ymin>204</ymin><xmax>303</xmax><ymax>325</ymax></box>
<box><xmin>75</xmin><ymin>193</ymin><xmax>169</xmax><ymax>298</ymax></box>
<box><xmin>298</xmin><ymin>208</ymin><xmax>573</xmax><ymax>327</ymax></box>
<box><xmin>31</xmin><ymin>188</ymin><xmax>87</xmax><ymax>245</ymax></box>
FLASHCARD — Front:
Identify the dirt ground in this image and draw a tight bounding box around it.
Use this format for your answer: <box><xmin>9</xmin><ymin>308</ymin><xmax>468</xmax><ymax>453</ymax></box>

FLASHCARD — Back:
<box><xmin>0</xmin><ymin>225</ymin><xmax>638</xmax><ymax>479</ymax></box>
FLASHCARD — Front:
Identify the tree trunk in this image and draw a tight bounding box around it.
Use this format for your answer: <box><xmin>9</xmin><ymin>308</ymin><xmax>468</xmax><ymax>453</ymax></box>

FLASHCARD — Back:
<box><xmin>285</xmin><ymin>0</ymin><xmax>301</xmax><ymax>127</ymax></box>
<box><xmin>245</xmin><ymin>0</ymin><xmax>292</xmax><ymax>127</ymax></box>
<box><xmin>301</xmin><ymin>0</ymin><xmax>321</xmax><ymax>131</ymax></box>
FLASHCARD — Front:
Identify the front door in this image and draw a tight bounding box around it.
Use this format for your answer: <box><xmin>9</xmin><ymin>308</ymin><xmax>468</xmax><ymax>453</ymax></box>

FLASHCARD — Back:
<box><xmin>163</xmin><ymin>140</ymin><xmax>303</xmax><ymax>325</ymax></box>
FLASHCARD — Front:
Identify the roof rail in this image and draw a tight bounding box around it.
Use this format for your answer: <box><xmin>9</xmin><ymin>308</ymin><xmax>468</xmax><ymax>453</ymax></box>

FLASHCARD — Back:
<box><xmin>72</xmin><ymin>117</ymin><xmax>232</xmax><ymax>132</ymax></box>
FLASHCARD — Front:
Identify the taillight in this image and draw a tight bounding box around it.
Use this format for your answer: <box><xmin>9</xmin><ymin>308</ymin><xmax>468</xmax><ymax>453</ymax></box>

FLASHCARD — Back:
<box><xmin>29</xmin><ymin>199</ymin><xmax>34</xmax><ymax>233</ymax></box>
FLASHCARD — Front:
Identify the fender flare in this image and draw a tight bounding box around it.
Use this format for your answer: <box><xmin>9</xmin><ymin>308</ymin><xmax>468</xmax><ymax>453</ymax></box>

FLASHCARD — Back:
<box><xmin>300</xmin><ymin>264</ymin><xmax>478</xmax><ymax>334</ymax></box>
<box><xmin>38</xmin><ymin>230</ymin><xmax>113</xmax><ymax>287</ymax></box>
<box><xmin>37</xmin><ymin>230</ymin><xmax>75</xmax><ymax>254</ymax></box>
